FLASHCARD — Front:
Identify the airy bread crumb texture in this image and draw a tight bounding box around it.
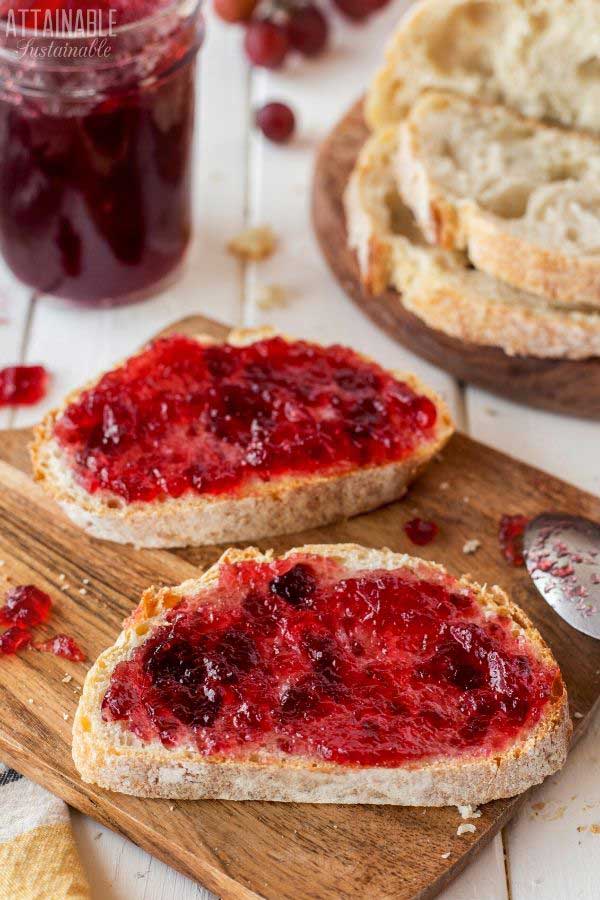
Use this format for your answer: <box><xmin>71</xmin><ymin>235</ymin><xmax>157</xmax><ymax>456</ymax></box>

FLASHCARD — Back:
<box><xmin>344</xmin><ymin>126</ymin><xmax>600</xmax><ymax>359</ymax></box>
<box><xmin>398</xmin><ymin>91</ymin><xmax>600</xmax><ymax>306</ymax></box>
<box><xmin>366</xmin><ymin>0</ymin><xmax>600</xmax><ymax>135</ymax></box>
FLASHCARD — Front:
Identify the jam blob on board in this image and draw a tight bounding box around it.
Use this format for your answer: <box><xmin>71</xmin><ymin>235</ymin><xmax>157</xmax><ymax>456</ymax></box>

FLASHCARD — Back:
<box><xmin>53</xmin><ymin>335</ymin><xmax>440</xmax><ymax>504</ymax></box>
<box><xmin>36</xmin><ymin>634</ymin><xmax>86</xmax><ymax>662</ymax></box>
<box><xmin>0</xmin><ymin>626</ymin><xmax>32</xmax><ymax>655</ymax></box>
<box><xmin>0</xmin><ymin>585</ymin><xmax>52</xmax><ymax>628</ymax></box>
<box><xmin>0</xmin><ymin>366</ymin><xmax>48</xmax><ymax>407</ymax></box>
<box><xmin>404</xmin><ymin>517</ymin><xmax>438</xmax><ymax>546</ymax></box>
<box><xmin>102</xmin><ymin>554</ymin><xmax>559</xmax><ymax>766</ymax></box>
<box><xmin>499</xmin><ymin>514</ymin><xmax>531</xmax><ymax>567</ymax></box>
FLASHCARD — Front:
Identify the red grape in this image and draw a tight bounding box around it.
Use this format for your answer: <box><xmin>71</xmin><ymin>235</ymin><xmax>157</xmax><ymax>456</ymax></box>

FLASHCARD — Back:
<box><xmin>288</xmin><ymin>4</ymin><xmax>329</xmax><ymax>56</ymax></box>
<box><xmin>331</xmin><ymin>0</ymin><xmax>371</xmax><ymax>20</ymax></box>
<box><xmin>214</xmin><ymin>0</ymin><xmax>258</xmax><ymax>23</ymax></box>
<box><xmin>256</xmin><ymin>102</ymin><xmax>296</xmax><ymax>143</ymax></box>
<box><xmin>244</xmin><ymin>20</ymin><xmax>290</xmax><ymax>69</ymax></box>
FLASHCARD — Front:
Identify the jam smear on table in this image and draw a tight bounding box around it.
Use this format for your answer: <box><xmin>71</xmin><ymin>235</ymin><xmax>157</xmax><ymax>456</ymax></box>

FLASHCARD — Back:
<box><xmin>404</xmin><ymin>517</ymin><xmax>438</xmax><ymax>546</ymax></box>
<box><xmin>0</xmin><ymin>626</ymin><xmax>32</xmax><ymax>654</ymax></box>
<box><xmin>0</xmin><ymin>366</ymin><xmax>48</xmax><ymax>407</ymax></box>
<box><xmin>102</xmin><ymin>554</ymin><xmax>558</xmax><ymax>765</ymax></box>
<box><xmin>499</xmin><ymin>514</ymin><xmax>531</xmax><ymax>567</ymax></box>
<box><xmin>0</xmin><ymin>585</ymin><xmax>52</xmax><ymax>628</ymax></box>
<box><xmin>36</xmin><ymin>634</ymin><xmax>86</xmax><ymax>662</ymax></box>
<box><xmin>54</xmin><ymin>334</ymin><xmax>440</xmax><ymax>504</ymax></box>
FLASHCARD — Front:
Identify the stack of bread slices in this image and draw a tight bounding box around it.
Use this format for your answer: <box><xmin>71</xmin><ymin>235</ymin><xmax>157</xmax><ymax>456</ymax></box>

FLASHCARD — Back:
<box><xmin>345</xmin><ymin>0</ymin><xmax>600</xmax><ymax>359</ymax></box>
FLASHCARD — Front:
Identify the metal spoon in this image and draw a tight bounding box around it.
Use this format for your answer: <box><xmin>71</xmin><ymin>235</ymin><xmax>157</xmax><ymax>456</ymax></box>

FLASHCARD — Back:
<box><xmin>523</xmin><ymin>513</ymin><xmax>600</xmax><ymax>639</ymax></box>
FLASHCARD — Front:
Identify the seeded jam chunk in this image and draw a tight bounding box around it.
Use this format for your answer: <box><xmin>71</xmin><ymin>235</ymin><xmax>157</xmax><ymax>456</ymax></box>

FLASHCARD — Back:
<box><xmin>53</xmin><ymin>335</ymin><xmax>439</xmax><ymax>503</ymax></box>
<box><xmin>102</xmin><ymin>555</ymin><xmax>558</xmax><ymax>766</ymax></box>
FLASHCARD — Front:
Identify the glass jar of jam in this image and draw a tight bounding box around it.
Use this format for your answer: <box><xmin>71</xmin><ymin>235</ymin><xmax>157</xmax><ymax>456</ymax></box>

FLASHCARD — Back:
<box><xmin>0</xmin><ymin>0</ymin><xmax>203</xmax><ymax>305</ymax></box>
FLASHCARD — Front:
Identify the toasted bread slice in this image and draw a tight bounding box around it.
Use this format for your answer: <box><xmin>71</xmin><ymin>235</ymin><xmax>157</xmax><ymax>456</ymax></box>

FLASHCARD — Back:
<box><xmin>398</xmin><ymin>91</ymin><xmax>600</xmax><ymax>307</ymax></box>
<box><xmin>344</xmin><ymin>126</ymin><xmax>600</xmax><ymax>359</ymax></box>
<box><xmin>73</xmin><ymin>543</ymin><xmax>571</xmax><ymax>805</ymax></box>
<box><xmin>31</xmin><ymin>328</ymin><xmax>453</xmax><ymax>549</ymax></box>
<box><xmin>365</xmin><ymin>0</ymin><xmax>600</xmax><ymax>134</ymax></box>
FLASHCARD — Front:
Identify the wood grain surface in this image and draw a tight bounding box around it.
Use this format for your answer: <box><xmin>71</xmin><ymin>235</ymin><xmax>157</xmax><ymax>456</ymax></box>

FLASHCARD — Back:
<box><xmin>0</xmin><ymin>315</ymin><xmax>599</xmax><ymax>900</ymax></box>
<box><xmin>312</xmin><ymin>99</ymin><xmax>600</xmax><ymax>421</ymax></box>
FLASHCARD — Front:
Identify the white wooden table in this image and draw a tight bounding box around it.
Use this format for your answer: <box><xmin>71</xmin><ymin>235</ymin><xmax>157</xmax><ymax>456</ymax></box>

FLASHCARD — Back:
<box><xmin>2</xmin><ymin>4</ymin><xmax>599</xmax><ymax>897</ymax></box>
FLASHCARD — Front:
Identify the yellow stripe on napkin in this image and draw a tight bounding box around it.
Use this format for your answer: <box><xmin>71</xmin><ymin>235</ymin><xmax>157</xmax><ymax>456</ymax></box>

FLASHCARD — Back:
<box><xmin>0</xmin><ymin>822</ymin><xmax>90</xmax><ymax>900</ymax></box>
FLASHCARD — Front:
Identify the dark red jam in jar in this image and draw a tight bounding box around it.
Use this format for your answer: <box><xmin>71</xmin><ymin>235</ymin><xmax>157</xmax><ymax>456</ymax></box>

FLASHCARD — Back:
<box><xmin>101</xmin><ymin>555</ymin><xmax>559</xmax><ymax>765</ymax></box>
<box><xmin>0</xmin><ymin>0</ymin><xmax>203</xmax><ymax>304</ymax></box>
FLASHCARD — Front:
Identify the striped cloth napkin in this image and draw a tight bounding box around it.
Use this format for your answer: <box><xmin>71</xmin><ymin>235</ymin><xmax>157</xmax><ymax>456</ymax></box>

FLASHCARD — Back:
<box><xmin>0</xmin><ymin>765</ymin><xmax>90</xmax><ymax>900</ymax></box>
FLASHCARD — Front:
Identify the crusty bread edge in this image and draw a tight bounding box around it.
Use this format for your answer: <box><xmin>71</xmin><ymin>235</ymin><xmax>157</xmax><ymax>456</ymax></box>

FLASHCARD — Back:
<box><xmin>344</xmin><ymin>128</ymin><xmax>600</xmax><ymax>360</ymax></box>
<box><xmin>30</xmin><ymin>329</ymin><xmax>454</xmax><ymax>548</ymax></box>
<box><xmin>73</xmin><ymin>543</ymin><xmax>571</xmax><ymax>805</ymax></box>
<box><xmin>397</xmin><ymin>92</ymin><xmax>600</xmax><ymax>308</ymax></box>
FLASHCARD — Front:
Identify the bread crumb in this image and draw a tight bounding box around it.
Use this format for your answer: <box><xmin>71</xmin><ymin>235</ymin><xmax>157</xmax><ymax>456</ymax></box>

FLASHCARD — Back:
<box><xmin>463</xmin><ymin>539</ymin><xmax>481</xmax><ymax>555</ymax></box>
<box><xmin>62</xmin><ymin>584</ymin><xmax>70</xmax><ymax>591</ymax></box>
<box><xmin>27</xmin><ymin>698</ymin><xmax>33</xmax><ymax>705</ymax></box>
<box><xmin>591</xmin><ymin>824</ymin><xmax>600</xmax><ymax>834</ymax></box>
<box><xmin>440</xmin><ymin>482</ymin><xmax>449</xmax><ymax>491</ymax></box>
<box><xmin>61</xmin><ymin>674</ymin><xmax>73</xmax><ymax>684</ymax></box>
<box><xmin>441</xmin><ymin>852</ymin><xmax>451</xmax><ymax>859</ymax></box>
<box><xmin>255</xmin><ymin>283</ymin><xmax>288</xmax><ymax>311</ymax></box>
<box><xmin>227</xmin><ymin>225</ymin><xmax>277</xmax><ymax>262</ymax></box>
<box><xmin>456</xmin><ymin>823</ymin><xmax>476</xmax><ymax>836</ymax></box>
<box><xmin>457</xmin><ymin>804</ymin><xmax>481</xmax><ymax>820</ymax></box>
<box><xmin>79</xmin><ymin>588</ymin><xmax>87</xmax><ymax>596</ymax></box>
<box><xmin>169</xmin><ymin>804</ymin><xmax>175</xmax><ymax>811</ymax></box>
<box><xmin>0</xmin><ymin>560</ymin><xmax>5</xmax><ymax>567</ymax></box>
<box><xmin>574</xmin><ymin>712</ymin><xmax>583</xmax><ymax>719</ymax></box>
<box><xmin>82</xmin><ymin>578</ymin><xmax>90</xmax><ymax>585</ymax></box>
<box><xmin>63</xmin><ymin>713</ymin><xmax>69</xmax><ymax>721</ymax></box>
<box><xmin>59</xmin><ymin>573</ymin><xmax>66</xmax><ymax>581</ymax></box>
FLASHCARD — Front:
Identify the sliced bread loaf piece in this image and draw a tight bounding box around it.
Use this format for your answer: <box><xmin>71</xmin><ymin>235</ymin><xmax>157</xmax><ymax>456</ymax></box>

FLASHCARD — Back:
<box><xmin>366</xmin><ymin>0</ymin><xmax>600</xmax><ymax>133</ymax></box>
<box><xmin>31</xmin><ymin>329</ymin><xmax>453</xmax><ymax>548</ymax></box>
<box><xmin>344</xmin><ymin>126</ymin><xmax>600</xmax><ymax>359</ymax></box>
<box><xmin>73</xmin><ymin>543</ymin><xmax>571</xmax><ymax>804</ymax></box>
<box><xmin>398</xmin><ymin>91</ymin><xmax>600</xmax><ymax>307</ymax></box>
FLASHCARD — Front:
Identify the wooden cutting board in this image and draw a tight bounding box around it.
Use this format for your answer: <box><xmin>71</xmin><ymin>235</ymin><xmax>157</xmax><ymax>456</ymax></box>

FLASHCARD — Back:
<box><xmin>1</xmin><ymin>314</ymin><xmax>600</xmax><ymax>900</ymax></box>
<box><xmin>312</xmin><ymin>100</ymin><xmax>600</xmax><ymax>420</ymax></box>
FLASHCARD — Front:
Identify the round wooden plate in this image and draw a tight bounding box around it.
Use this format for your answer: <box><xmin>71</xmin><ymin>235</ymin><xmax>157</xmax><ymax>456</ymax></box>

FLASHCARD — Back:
<box><xmin>312</xmin><ymin>100</ymin><xmax>600</xmax><ymax>420</ymax></box>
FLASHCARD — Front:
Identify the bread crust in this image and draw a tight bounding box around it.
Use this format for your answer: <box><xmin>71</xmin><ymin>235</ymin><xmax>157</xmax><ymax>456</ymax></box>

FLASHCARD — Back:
<box><xmin>72</xmin><ymin>544</ymin><xmax>571</xmax><ymax>805</ymax></box>
<box><xmin>365</xmin><ymin>0</ymin><xmax>600</xmax><ymax>134</ymax></box>
<box><xmin>344</xmin><ymin>127</ymin><xmax>600</xmax><ymax>360</ymax></box>
<box><xmin>30</xmin><ymin>329</ymin><xmax>453</xmax><ymax>548</ymax></box>
<box><xmin>398</xmin><ymin>91</ymin><xmax>600</xmax><ymax>307</ymax></box>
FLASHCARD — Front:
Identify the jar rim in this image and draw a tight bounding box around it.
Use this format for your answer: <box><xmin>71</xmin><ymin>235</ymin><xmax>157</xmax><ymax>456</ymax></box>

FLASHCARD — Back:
<box><xmin>0</xmin><ymin>0</ymin><xmax>202</xmax><ymax>41</ymax></box>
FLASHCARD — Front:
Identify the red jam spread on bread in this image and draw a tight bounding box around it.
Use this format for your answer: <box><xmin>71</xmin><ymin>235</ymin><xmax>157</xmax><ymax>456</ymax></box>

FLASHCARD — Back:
<box><xmin>102</xmin><ymin>555</ymin><xmax>557</xmax><ymax>765</ymax></box>
<box><xmin>499</xmin><ymin>515</ymin><xmax>530</xmax><ymax>566</ymax></box>
<box><xmin>53</xmin><ymin>335</ymin><xmax>439</xmax><ymax>503</ymax></box>
<box><xmin>0</xmin><ymin>366</ymin><xmax>48</xmax><ymax>407</ymax></box>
